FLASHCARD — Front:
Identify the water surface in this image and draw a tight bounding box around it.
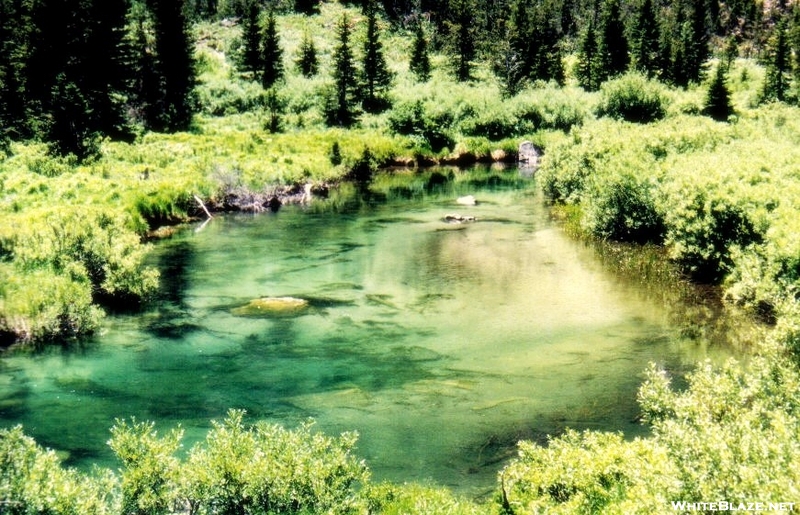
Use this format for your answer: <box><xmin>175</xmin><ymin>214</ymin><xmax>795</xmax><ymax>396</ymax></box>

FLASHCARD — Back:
<box><xmin>0</xmin><ymin>168</ymin><xmax>745</xmax><ymax>497</ymax></box>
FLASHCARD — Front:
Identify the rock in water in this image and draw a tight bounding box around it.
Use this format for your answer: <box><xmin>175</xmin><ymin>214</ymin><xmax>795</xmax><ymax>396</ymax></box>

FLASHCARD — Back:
<box><xmin>231</xmin><ymin>297</ymin><xmax>310</xmax><ymax>317</ymax></box>
<box><xmin>457</xmin><ymin>195</ymin><xmax>477</xmax><ymax>205</ymax></box>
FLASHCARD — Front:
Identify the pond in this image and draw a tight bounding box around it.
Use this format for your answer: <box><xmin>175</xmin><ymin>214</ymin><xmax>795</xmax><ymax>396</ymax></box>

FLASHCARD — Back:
<box><xmin>0</xmin><ymin>166</ymin><xmax>750</xmax><ymax>498</ymax></box>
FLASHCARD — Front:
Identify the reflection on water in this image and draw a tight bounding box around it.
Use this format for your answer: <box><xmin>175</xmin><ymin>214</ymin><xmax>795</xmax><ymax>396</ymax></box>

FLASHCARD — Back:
<box><xmin>0</xmin><ymin>167</ymin><xmax>750</xmax><ymax>497</ymax></box>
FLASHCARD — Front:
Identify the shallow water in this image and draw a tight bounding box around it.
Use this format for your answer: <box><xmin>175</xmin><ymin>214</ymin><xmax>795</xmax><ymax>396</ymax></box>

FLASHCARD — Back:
<box><xmin>0</xmin><ymin>168</ymin><xmax>745</xmax><ymax>497</ymax></box>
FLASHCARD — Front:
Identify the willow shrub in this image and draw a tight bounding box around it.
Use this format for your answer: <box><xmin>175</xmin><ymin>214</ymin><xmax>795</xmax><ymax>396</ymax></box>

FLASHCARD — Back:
<box><xmin>180</xmin><ymin>410</ymin><xmax>369</xmax><ymax>514</ymax></box>
<box><xmin>497</xmin><ymin>355</ymin><xmax>800</xmax><ymax>514</ymax></box>
<box><xmin>0</xmin><ymin>426</ymin><xmax>117</xmax><ymax>515</ymax></box>
<box><xmin>596</xmin><ymin>73</ymin><xmax>669</xmax><ymax>124</ymax></box>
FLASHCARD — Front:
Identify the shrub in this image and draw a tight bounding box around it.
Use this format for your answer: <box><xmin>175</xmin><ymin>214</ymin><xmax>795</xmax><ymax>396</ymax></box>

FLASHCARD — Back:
<box><xmin>512</xmin><ymin>87</ymin><xmax>591</xmax><ymax>133</ymax></box>
<box><xmin>182</xmin><ymin>410</ymin><xmax>369</xmax><ymax>514</ymax></box>
<box><xmin>638</xmin><ymin>358</ymin><xmax>800</xmax><ymax>503</ymax></box>
<box><xmin>387</xmin><ymin>100</ymin><xmax>455</xmax><ymax>152</ymax></box>
<box><xmin>661</xmin><ymin>180</ymin><xmax>765</xmax><ymax>283</ymax></box>
<box><xmin>596</xmin><ymin>73</ymin><xmax>669</xmax><ymax>123</ymax></box>
<box><xmin>498</xmin><ymin>431</ymin><xmax>679</xmax><ymax>514</ymax></box>
<box><xmin>583</xmin><ymin>170</ymin><xmax>666</xmax><ymax>244</ymax></box>
<box><xmin>108</xmin><ymin>419</ymin><xmax>184</xmax><ymax>515</ymax></box>
<box><xmin>0</xmin><ymin>264</ymin><xmax>104</xmax><ymax>344</ymax></box>
<box><xmin>0</xmin><ymin>425</ymin><xmax>115</xmax><ymax>514</ymax></box>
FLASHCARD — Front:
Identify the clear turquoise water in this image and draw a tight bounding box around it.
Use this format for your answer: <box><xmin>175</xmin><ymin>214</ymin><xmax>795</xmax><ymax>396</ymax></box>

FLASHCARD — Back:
<box><xmin>0</xmin><ymin>169</ymin><xmax>743</xmax><ymax>497</ymax></box>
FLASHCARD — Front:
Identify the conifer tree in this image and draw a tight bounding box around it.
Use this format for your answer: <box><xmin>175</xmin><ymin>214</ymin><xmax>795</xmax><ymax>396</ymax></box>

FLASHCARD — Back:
<box><xmin>532</xmin><ymin>7</ymin><xmax>565</xmax><ymax>85</ymax></box>
<box><xmin>360</xmin><ymin>1</ymin><xmax>393</xmax><ymax>112</ymax></box>
<box><xmin>147</xmin><ymin>0</ymin><xmax>197</xmax><ymax>131</ymax></box>
<box><xmin>704</xmin><ymin>63</ymin><xmax>734</xmax><ymax>120</ymax></box>
<box><xmin>596</xmin><ymin>0</ymin><xmax>629</xmax><ymax>83</ymax></box>
<box><xmin>0</xmin><ymin>0</ymin><xmax>34</xmax><ymax>141</ymax></box>
<box><xmin>127</xmin><ymin>2</ymin><xmax>162</xmax><ymax>129</ymax></box>
<box><xmin>327</xmin><ymin>14</ymin><xmax>358</xmax><ymax>126</ymax></box>
<box><xmin>260</xmin><ymin>11</ymin><xmax>284</xmax><ymax>89</ymax></box>
<box><xmin>295</xmin><ymin>32</ymin><xmax>318</xmax><ymax>77</ymax></box>
<box><xmin>577</xmin><ymin>17</ymin><xmax>601</xmax><ymax>91</ymax></box>
<box><xmin>239</xmin><ymin>0</ymin><xmax>263</xmax><ymax>80</ymax></box>
<box><xmin>409</xmin><ymin>18</ymin><xmax>431</xmax><ymax>82</ymax></box>
<box><xmin>446</xmin><ymin>0</ymin><xmax>477</xmax><ymax>82</ymax></box>
<box><xmin>762</xmin><ymin>16</ymin><xmax>791</xmax><ymax>102</ymax></box>
<box><xmin>631</xmin><ymin>0</ymin><xmax>661</xmax><ymax>77</ymax></box>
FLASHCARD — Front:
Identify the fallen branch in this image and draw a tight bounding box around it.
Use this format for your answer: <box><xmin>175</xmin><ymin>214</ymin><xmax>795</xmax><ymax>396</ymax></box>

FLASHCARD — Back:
<box><xmin>194</xmin><ymin>194</ymin><xmax>214</xmax><ymax>219</ymax></box>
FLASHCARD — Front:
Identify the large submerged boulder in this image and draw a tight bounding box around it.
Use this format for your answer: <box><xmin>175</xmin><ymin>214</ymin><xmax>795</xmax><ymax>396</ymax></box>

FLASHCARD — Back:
<box><xmin>231</xmin><ymin>297</ymin><xmax>310</xmax><ymax>317</ymax></box>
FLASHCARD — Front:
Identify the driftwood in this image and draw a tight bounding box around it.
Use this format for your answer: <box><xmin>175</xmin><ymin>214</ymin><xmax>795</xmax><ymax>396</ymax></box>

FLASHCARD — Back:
<box><xmin>194</xmin><ymin>194</ymin><xmax>214</xmax><ymax>219</ymax></box>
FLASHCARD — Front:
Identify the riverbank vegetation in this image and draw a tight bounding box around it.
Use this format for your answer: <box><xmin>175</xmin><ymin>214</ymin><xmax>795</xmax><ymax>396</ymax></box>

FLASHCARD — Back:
<box><xmin>3</xmin><ymin>0</ymin><xmax>800</xmax><ymax>511</ymax></box>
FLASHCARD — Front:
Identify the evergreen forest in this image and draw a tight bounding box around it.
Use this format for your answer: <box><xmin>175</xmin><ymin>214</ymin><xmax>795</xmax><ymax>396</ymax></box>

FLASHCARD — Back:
<box><xmin>2</xmin><ymin>0</ymin><xmax>800</xmax><ymax>512</ymax></box>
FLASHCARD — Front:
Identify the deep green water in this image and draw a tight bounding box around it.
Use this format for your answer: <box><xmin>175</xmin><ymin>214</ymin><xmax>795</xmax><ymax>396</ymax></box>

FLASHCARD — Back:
<box><xmin>0</xmin><ymin>168</ymin><xmax>747</xmax><ymax>497</ymax></box>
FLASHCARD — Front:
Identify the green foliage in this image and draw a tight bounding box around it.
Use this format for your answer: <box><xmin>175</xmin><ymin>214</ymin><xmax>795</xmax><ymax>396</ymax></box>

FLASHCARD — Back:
<box><xmin>704</xmin><ymin>63</ymin><xmax>735</xmax><ymax>121</ymax></box>
<box><xmin>0</xmin><ymin>425</ymin><xmax>116</xmax><ymax>514</ymax></box>
<box><xmin>762</xmin><ymin>16</ymin><xmax>792</xmax><ymax>103</ymax></box>
<box><xmin>498</xmin><ymin>355</ymin><xmax>800</xmax><ymax>513</ymax></box>
<box><xmin>583</xmin><ymin>170</ymin><xmax>665</xmax><ymax>244</ymax></box>
<box><xmin>260</xmin><ymin>11</ymin><xmax>284</xmax><ymax>89</ymax></box>
<box><xmin>295</xmin><ymin>32</ymin><xmax>319</xmax><ymax>78</ymax></box>
<box><xmin>360</xmin><ymin>1</ymin><xmax>394</xmax><ymax>113</ymax></box>
<box><xmin>596</xmin><ymin>73</ymin><xmax>669</xmax><ymax>123</ymax></box>
<box><xmin>499</xmin><ymin>431</ymin><xmax>678</xmax><ymax>514</ymax></box>
<box><xmin>445</xmin><ymin>0</ymin><xmax>477</xmax><ymax>82</ymax></box>
<box><xmin>238</xmin><ymin>0</ymin><xmax>263</xmax><ymax>79</ymax></box>
<box><xmin>409</xmin><ymin>19</ymin><xmax>432</xmax><ymax>82</ymax></box>
<box><xmin>327</xmin><ymin>14</ymin><xmax>359</xmax><ymax>127</ymax></box>
<box><xmin>182</xmin><ymin>410</ymin><xmax>369</xmax><ymax>514</ymax></box>
<box><xmin>387</xmin><ymin>100</ymin><xmax>454</xmax><ymax>152</ymax></box>
<box><xmin>0</xmin><ymin>264</ymin><xmax>104</xmax><ymax>344</ymax></box>
<box><xmin>660</xmin><ymin>175</ymin><xmax>765</xmax><ymax>283</ymax></box>
<box><xmin>109</xmin><ymin>419</ymin><xmax>183</xmax><ymax>515</ymax></box>
<box><xmin>638</xmin><ymin>358</ymin><xmax>800</xmax><ymax>502</ymax></box>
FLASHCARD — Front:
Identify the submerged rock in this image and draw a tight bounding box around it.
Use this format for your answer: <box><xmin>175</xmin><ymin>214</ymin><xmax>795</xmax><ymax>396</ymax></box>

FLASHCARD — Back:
<box><xmin>444</xmin><ymin>213</ymin><xmax>476</xmax><ymax>224</ymax></box>
<box><xmin>231</xmin><ymin>297</ymin><xmax>310</xmax><ymax>317</ymax></box>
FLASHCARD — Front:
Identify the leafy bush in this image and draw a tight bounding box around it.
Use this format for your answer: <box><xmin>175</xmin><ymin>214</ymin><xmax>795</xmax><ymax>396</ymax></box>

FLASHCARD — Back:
<box><xmin>182</xmin><ymin>410</ymin><xmax>369</xmax><ymax>514</ymax></box>
<box><xmin>195</xmin><ymin>79</ymin><xmax>270</xmax><ymax>117</ymax></box>
<box><xmin>387</xmin><ymin>100</ymin><xmax>455</xmax><ymax>152</ymax></box>
<box><xmin>0</xmin><ymin>426</ymin><xmax>116</xmax><ymax>514</ymax></box>
<box><xmin>638</xmin><ymin>357</ymin><xmax>800</xmax><ymax>503</ymax></box>
<box><xmin>10</xmin><ymin>209</ymin><xmax>159</xmax><ymax>302</ymax></box>
<box><xmin>596</xmin><ymin>73</ymin><xmax>669</xmax><ymax>123</ymax></box>
<box><xmin>583</xmin><ymin>170</ymin><xmax>666</xmax><ymax>244</ymax></box>
<box><xmin>660</xmin><ymin>178</ymin><xmax>766</xmax><ymax>283</ymax></box>
<box><xmin>109</xmin><ymin>419</ymin><xmax>183</xmax><ymax>515</ymax></box>
<box><xmin>0</xmin><ymin>265</ymin><xmax>104</xmax><ymax>344</ymax></box>
<box><xmin>497</xmin><ymin>355</ymin><xmax>800</xmax><ymax>514</ymax></box>
<box><xmin>498</xmin><ymin>431</ymin><xmax>678</xmax><ymax>514</ymax></box>
<box><xmin>512</xmin><ymin>87</ymin><xmax>592</xmax><ymax>133</ymax></box>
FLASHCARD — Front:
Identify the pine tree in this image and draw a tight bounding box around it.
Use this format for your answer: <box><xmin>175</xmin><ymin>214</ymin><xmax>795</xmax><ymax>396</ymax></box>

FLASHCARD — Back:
<box><xmin>409</xmin><ymin>18</ymin><xmax>431</xmax><ymax>82</ymax></box>
<box><xmin>127</xmin><ymin>2</ymin><xmax>162</xmax><ymax>129</ymax></box>
<box><xmin>577</xmin><ymin>17</ymin><xmax>601</xmax><ymax>91</ymax></box>
<box><xmin>239</xmin><ymin>0</ymin><xmax>263</xmax><ymax>80</ymax></box>
<box><xmin>360</xmin><ymin>1</ymin><xmax>393</xmax><ymax>112</ymax></box>
<box><xmin>146</xmin><ymin>0</ymin><xmax>197</xmax><ymax>132</ymax></box>
<box><xmin>327</xmin><ymin>14</ymin><xmax>358</xmax><ymax>126</ymax></box>
<box><xmin>531</xmin><ymin>6</ymin><xmax>564</xmax><ymax>85</ymax></box>
<box><xmin>260</xmin><ymin>11</ymin><xmax>284</xmax><ymax>89</ymax></box>
<box><xmin>631</xmin><ymin>0</ymin><xmax>661</xmax><ymax>77</ymax></box>
<box><xmin>446</xmin><ymin>0</ymin><xmax>477</xmax><ymax>82</ymax></box>
<box><xmin>596</xmin><ymin>0</ymin><xmax>629</xmax><ymax>83</ymax></box>
<box><xmin>295</xmin><ymin>32</ymin><xmax>318</xmax><ymax>77</ymax></box>
<box><xmin>704</xmin><ymin>63</ymin><xmax>734</xmax><ymax>120</ymax></box>
<box><xmin>762</xmin><ymin>16</ymin><xmax>791</xmax><ymax>102</ymax></box>
<box><xmin>0</xmin><ymin>0</ymin><xmax>34</xmax><ymax>141</ymax></box>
